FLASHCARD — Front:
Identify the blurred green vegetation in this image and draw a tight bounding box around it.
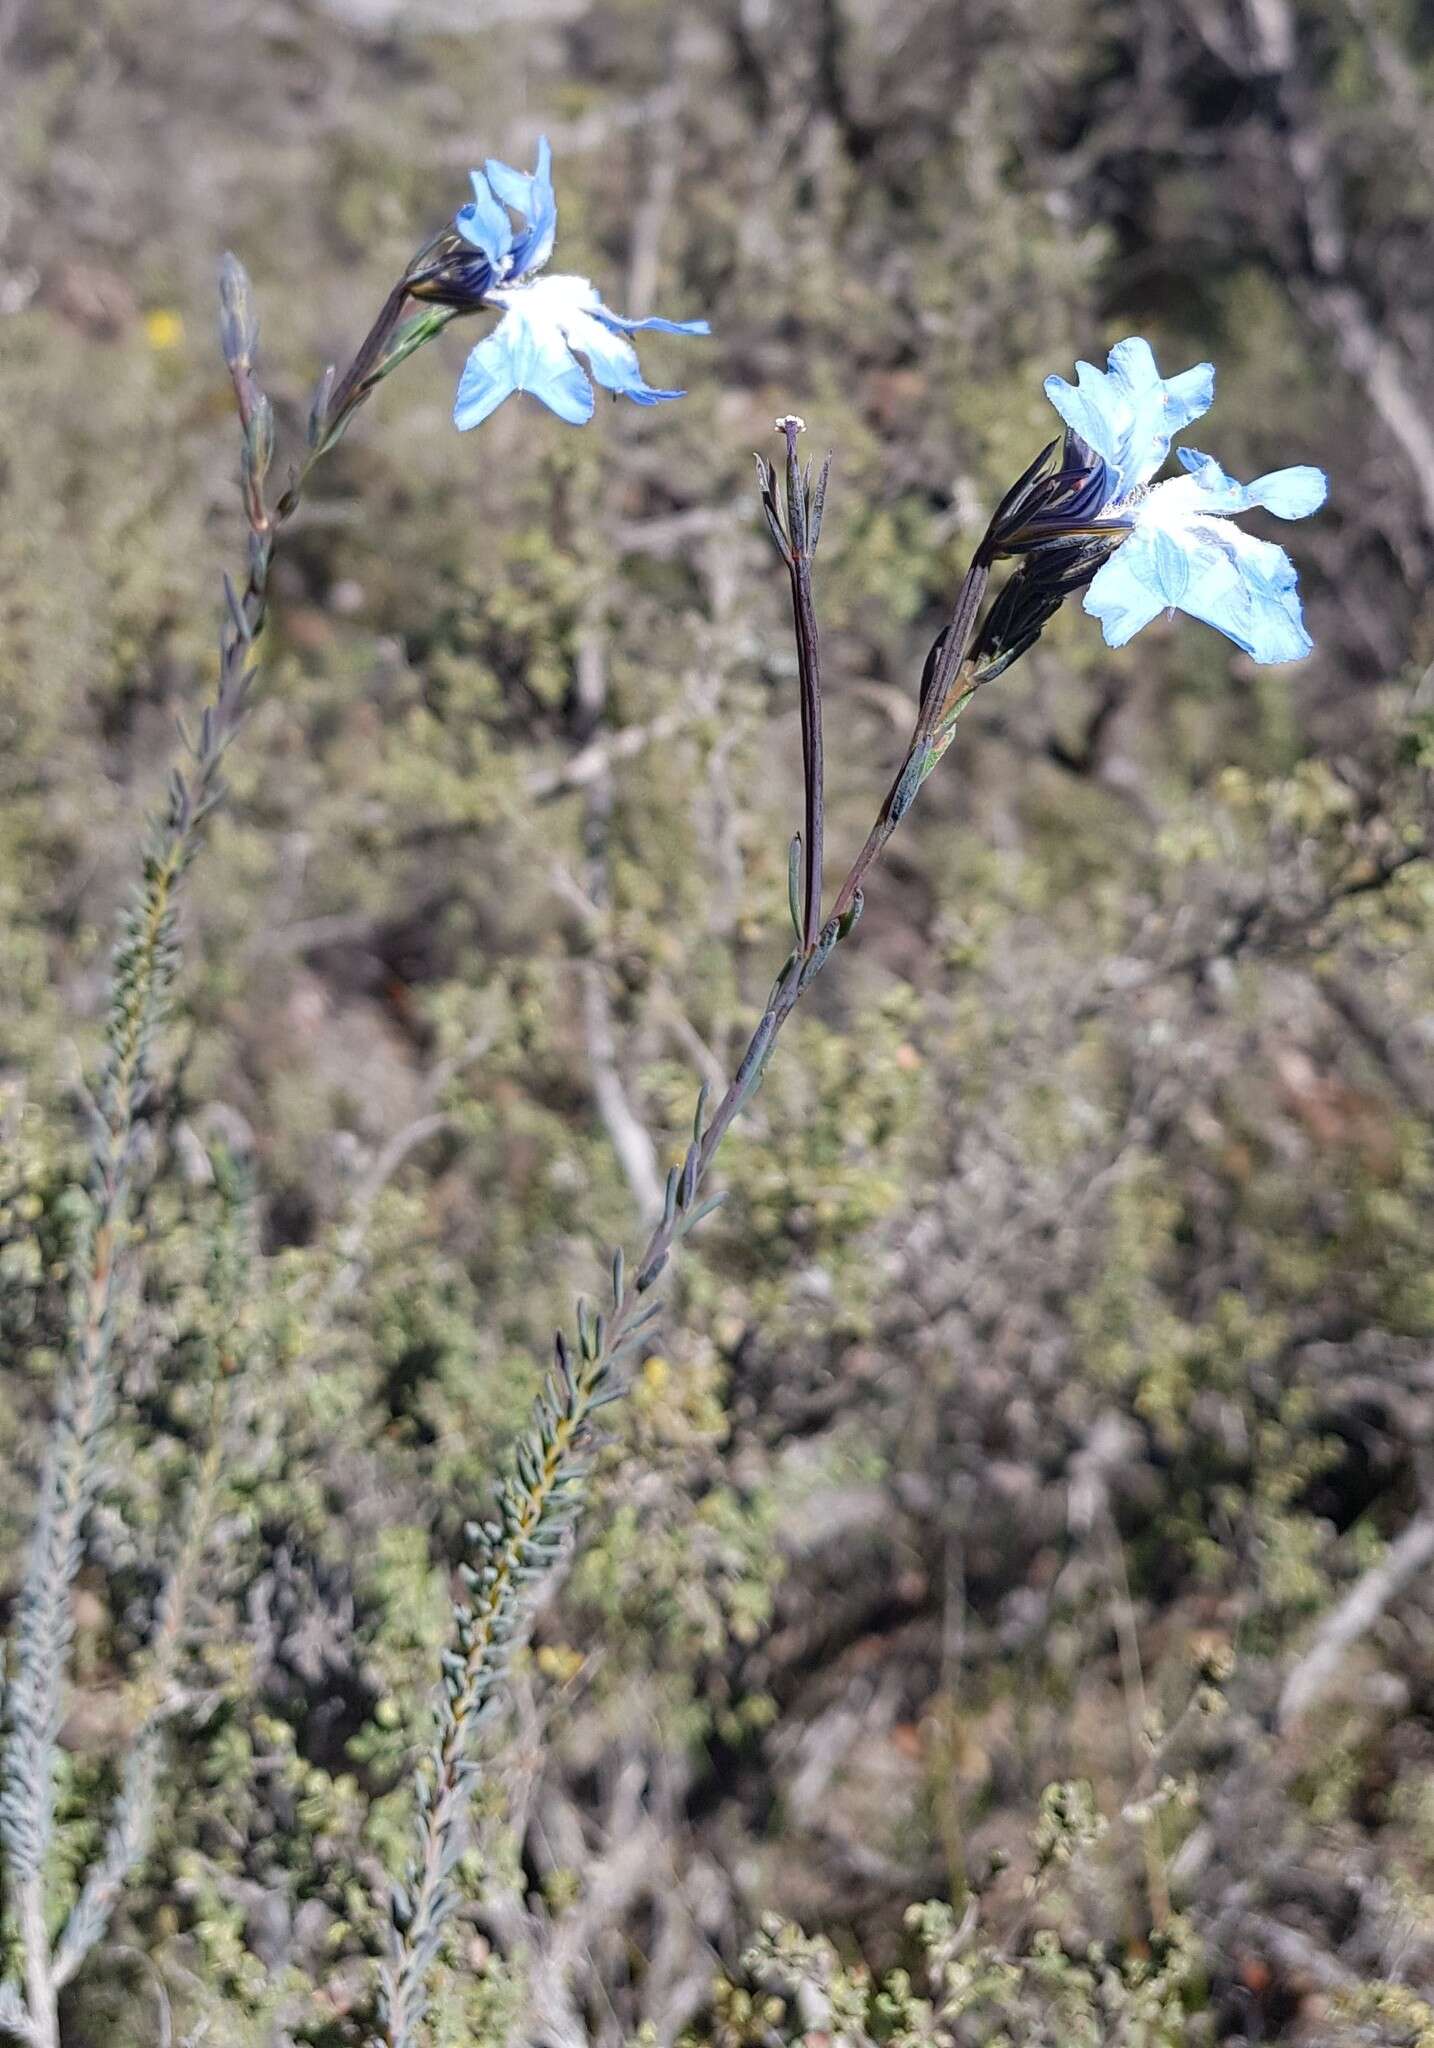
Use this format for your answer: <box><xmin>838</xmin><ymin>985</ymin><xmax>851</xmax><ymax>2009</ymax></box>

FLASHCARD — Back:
<box><xmin>1</xmin><ymin>0</ymin><xmax>1432</xmax><ymax>2042</ymax></box>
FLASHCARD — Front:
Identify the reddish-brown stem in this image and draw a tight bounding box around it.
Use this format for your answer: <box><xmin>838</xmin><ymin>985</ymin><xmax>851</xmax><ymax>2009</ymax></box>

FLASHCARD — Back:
<box><xmin>829</xmin><ymin>557</ymin><xmax>991</xmax><ymax>922</ymax></box>
<box><xmin>782</xmin><ymin>418</ymin><xmax>826</xmax><ymax>950</ymax></box>
<box><xmin>322</xmin><ymin>280</ymin><xmax>415</xmax><ymax>436</ymax></box>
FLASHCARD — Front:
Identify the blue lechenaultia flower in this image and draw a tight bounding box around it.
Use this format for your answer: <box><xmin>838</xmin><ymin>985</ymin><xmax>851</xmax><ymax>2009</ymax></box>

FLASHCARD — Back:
<box><xmin>1043</xmin><ymin>337</ymin><xmax>1327</xmax><ymax>664</ymax></box>
<box><xmin>445</xmin><ymin>138</ymin><xmax>708</xmax><ymax>430</ymax></box>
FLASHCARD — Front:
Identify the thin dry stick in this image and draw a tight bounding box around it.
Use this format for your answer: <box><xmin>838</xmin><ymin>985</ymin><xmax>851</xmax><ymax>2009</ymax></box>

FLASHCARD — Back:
<box><xmin>774</xmin><ymin>415</ymin><xmax>830</xmax><ymax>951</ymax></box>
<box><xmin>1100</xmin><ymin>1509</ymin><xmax>1170</xmax><ymax>1931</ymax></box>
<box><xmin>1279</xmin><ymin>1509</ymin><xmax>1434</xmax><ymax>1730</ymax></box>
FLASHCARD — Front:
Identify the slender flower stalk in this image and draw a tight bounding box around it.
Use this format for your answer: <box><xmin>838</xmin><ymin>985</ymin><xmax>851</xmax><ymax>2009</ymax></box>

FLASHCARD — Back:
<box><xmin>377</xmin><ymin>413</ymin><xmax>1119</xmax><ymax>2045</ymax></box>
<box><xmin>388</xmin><ymin>325</ymin><xmax>1330</xmax><ymax>2024</ymax></box>
<box><xmin>376</xmin><ymin>1308</ymin><xmax>641</xmax><ymax>2048</ymax></box>
<box><xmin>0</xmin><ymin>344</ymin><xmax>266</xmax><ymax>2040</ymax></box>
<box><xmin>0</xmin><ymin>246</ymin><xmax>446</xmax><ymax>2048</ymax></box>
<box><xmin>3</xmin><ymin>147</ymin><xmax>706</xmax><ymax>2047</ymax></box>
<box><xmin>760</xmin><ymin>417</ymin><xmax>831</xmax><ymax>953</ymax></box>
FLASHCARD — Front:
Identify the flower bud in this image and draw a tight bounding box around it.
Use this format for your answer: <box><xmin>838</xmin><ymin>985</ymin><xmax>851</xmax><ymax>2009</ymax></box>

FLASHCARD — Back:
<box><xmin>217</xmin><ymin>252</ymin><xmax>258</xmax><ymax>368</ymax></box>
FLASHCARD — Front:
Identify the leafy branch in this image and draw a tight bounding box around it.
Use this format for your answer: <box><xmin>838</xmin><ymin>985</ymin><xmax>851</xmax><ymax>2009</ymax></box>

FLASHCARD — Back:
<box><xmin>0</xmin><ymin>241</ymin><xmax>458</xmax><ymax>2048</ymax></box>
<box><xmin>377</xmin><ymin>419</ymin><xmax>1119</xmax><ymax>2045</ymax></box>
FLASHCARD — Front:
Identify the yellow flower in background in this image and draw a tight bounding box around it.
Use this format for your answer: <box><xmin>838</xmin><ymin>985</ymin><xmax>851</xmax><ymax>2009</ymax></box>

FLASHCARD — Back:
<box><xmin>143</xmin><ymin>307</ymin><xmax>184</xmax><ymax>351</ymax></box>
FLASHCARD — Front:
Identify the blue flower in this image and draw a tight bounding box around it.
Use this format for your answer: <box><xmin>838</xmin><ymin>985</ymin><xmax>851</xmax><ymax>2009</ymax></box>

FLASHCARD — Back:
<box><xmin>446</xmin><ymin>139</ymin><xmax>708</xmax><ymax>430</ymax></box>
<box><xmin>1043</xmin><ymin>337</ymin><xmax>1327</xmax><ymax>664</ymax></box>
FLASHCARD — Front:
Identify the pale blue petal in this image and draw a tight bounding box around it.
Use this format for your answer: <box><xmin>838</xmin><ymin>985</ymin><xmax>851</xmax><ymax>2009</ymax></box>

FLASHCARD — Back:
<box><xmin>595</xmin><ymin>309</ymin><xmax>711</xmax><ymax>337</ymax></box>
<box><xmin>565</xmin><ymin>312</ymin><xmax>686</xmax><ymax>404</ymax></box>
<box><xmin>1083</xmin><ymin>537</ymin><xmax>1169</xmax><ymax>648</ymax></box>
<box><xmin>456</xmin><ymin>171</ymin><xmax>514</xmax><ymax>266</ymax></box>
<box><xmin>1150</xmin><ymin>527</ymin><xmax>1190</xmax><ymax>606</ymax></box>
<box><xmin>1043</xmin><ymin>361</ymin><xmax>1129</xmax><ymax>475</ymax></box>
<box><xmin>1101</xmin><ymin>336</ymin><xmax>1160</xmax><ymax>389</ymax></box>
<box><xmin>1253</xmin><ymin>466</ymin><xmax>1327</xmax><ymax>519</ymax></box>
<box><xmin>1176</xmin><ymin>448</ymin><xmax>1327</xmax><ymax>520</ymax></box>
<box><xmin>1156</xmin><ymin>362</ymin><xmax>1218</xmax><ymax>435</ymax></box>
<box><xmin>1176</xmin><ymin>524</ymin><xmax>1313</xmax><ymax>663</ymax></box>
<box><xmin>1085</xmin><ymin>518</ymin><xmax>1313</xmax><ymax>662</ymax></box>
<box><xmin>1106</xmin><ymin>339</ymin><xmax>1215</xmax><ymax>453</ymax></box>
<box><xmin>613</xmin><ymin>384</ymin><xmax>687</xmax><ymax>406</ymax></box>
<box><xmin>453</xmin><ymin>330</ymin><xmax>518</xmax><ymax>430</ymax></box>
<box><xmin>568</xmin><ymin>316</ymin><xmax>639</xmax><ymax>390</ymax></box>
<box><xmin>453</xmin><ymin>312</ymin><xmax>594</xmax><ymax>430</ymax></box>
<box><xmin>1045</xmin><ymin>336</ymin><xmax>1214</xmax><ymax>498</ymax></box>
<box><xmin>485</xmin><ymin>136</ymin><xmax>557</xmax><ymax>275</ymax></box>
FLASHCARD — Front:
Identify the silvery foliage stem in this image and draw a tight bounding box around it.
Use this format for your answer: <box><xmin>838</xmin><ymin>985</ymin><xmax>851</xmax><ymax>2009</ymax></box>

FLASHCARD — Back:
<box><xmin>50</xmin><ymin>1147</ymin><xmax>256</xmax><ymax>2000</ymax></box>
<box><xmin>0</xmin><ymin>246</ymin><xmax>450</xmax><ymax>2048</ymax></box>
<box><xmin>377</xmin><ymin>418</ymin><xmax>1129</xmax><ymax>2048</ymax></box>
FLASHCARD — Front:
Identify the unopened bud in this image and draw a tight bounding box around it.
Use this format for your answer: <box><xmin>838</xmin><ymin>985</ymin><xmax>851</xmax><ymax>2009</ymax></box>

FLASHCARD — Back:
<box><xmin>307</xmin><ymin>364</ymin><xmax>335</xmax><ymax>448</ymax></box>
<box><xmin>247</xmin><ymin>392</ymin><xmax>275</xmax><ymax>479</ymax></box>
<box><xmin>217</xmin><ymin>252</ymin><xmax>258</xmax><ymax>367</ymax></box>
